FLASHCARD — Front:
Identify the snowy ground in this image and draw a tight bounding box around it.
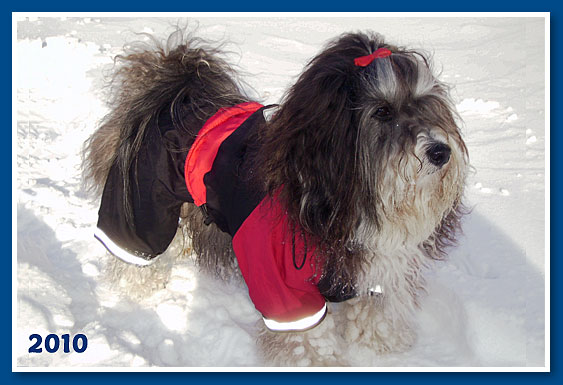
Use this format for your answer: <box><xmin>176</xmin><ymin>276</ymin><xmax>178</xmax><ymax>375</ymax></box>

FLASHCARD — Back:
<box><xmin>14</xmin><ymin>15</ymin><xmax>548</xmax><ymax>369</ymax></box>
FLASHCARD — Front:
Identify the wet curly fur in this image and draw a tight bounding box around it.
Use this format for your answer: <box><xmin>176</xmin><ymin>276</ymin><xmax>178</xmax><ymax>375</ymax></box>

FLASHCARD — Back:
<box><xmin>84</xmin><ymin>30</ymin><xmax>468</xmax><ymax>366</ymax></box>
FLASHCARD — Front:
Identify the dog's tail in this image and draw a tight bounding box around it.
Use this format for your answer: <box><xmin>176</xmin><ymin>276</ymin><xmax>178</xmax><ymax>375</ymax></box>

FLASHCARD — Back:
<box><xmin>83</xmin><ymin>30</ymin><xmax>249</xmax><ymax>223</ymax></box>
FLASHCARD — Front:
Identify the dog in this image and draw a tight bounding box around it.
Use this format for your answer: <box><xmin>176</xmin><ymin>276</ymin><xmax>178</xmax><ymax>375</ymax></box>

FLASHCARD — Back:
<box><xmin>84</xmin><ymin>29</ymin><xmax>468</xmax><ymax>366</ymax></box>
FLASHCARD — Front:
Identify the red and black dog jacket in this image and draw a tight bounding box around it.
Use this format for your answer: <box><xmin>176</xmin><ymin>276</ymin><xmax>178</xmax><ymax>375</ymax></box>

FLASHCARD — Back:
<box><xmin>95</xmin><ymin>102</ymin><xmax>353</xmax><ymax>331</ymax></box>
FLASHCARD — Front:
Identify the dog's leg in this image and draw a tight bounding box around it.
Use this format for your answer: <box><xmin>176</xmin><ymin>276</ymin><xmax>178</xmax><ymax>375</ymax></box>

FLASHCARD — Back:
<box><xmin>180</xmin><ymin>203</ymin><xmax>242</xmax><ymax>282</ymax></box>
<box><xmin>334</xmin><ymin>246</ymin><xmax>426</xmax><ymax>356</ymax></box>
<box><xmin>257</xmin><ymin>307</ymin><xmax>345</xmax><ymax>366</ymax></box>
<box><xmin>338</xmin><ymin>295</ymin><xmax>417</xmax><ymax>355</ymax></box>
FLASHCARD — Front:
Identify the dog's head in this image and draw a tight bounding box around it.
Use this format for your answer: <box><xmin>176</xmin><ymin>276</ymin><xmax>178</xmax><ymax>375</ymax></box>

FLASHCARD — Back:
<box><xmin>259</xmin><ymin>32</ymin><xmax>468</xmax><ymax>262</ymax></box>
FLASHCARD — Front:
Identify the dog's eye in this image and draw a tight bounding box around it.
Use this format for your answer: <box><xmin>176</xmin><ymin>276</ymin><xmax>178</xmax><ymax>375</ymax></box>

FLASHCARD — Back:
<box><xmin>373</xmin><ymin>106</ymin><xmax>392</xmax><ymax>121</ymax></box>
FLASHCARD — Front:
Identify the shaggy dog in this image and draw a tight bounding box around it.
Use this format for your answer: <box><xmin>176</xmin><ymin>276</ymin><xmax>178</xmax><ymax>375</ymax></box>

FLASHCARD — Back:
<box><xmin>84</xmin><ymin>30</ymin><xmax>468</xmax><ymax>366</ymax></box>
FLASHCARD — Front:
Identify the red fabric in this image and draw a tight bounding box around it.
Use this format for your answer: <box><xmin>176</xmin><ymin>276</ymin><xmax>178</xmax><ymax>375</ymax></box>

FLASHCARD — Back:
<box><xmin>184</xmin><ymin>101</ymin><xmax>326</xmax><ymax>323</ymax></box>
<box><xmin>354</xmin><ymin>47</ymin><xmax>392</xmax><ymax>67</ymax></box>
<box><xmin>232</xmin><ymin>196</ymin><xmax>326</xmax><ymax>323</ymax></box>
<box><xmin>184</xmin><ymin>102</ymin><xmax>264</xmax><ymax>206</ymax></box>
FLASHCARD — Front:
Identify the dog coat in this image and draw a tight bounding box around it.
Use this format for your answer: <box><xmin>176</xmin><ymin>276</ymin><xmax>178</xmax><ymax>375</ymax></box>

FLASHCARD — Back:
<box><xmin>96</xmin><ymin>102</ymin><xmax>359</xmax><ymax>331</ymax></box>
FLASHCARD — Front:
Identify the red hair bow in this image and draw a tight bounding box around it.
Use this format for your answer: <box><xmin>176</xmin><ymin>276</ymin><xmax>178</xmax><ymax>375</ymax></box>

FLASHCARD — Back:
<box><xmin>354</xmin><ymin>47</ymin><xmax>392</xmax><ymax>67</ymax></box>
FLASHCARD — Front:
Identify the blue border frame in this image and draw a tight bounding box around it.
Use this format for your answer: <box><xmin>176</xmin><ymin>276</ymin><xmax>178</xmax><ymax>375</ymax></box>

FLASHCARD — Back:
<box><xmin>7</xmin><ymin>1</ymin><xmax>558</xmax><ymax>383</ymax></box>
<box><xmin>3</xmin><ymin>1</ymin><xmax>560</xmax><ymax>11</ymax></box>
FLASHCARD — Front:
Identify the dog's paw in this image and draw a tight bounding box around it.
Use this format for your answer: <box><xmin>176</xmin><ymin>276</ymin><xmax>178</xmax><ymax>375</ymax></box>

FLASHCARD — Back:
<box><xmin>257</xmin><ymin>312</ymin><xmax>344</xmax><ymax>366</ymax></box>
<box><xmin>103</xmin><ymin>253</ymin><xmax>174</xmax><ymax>299</ymax></box>
<box><xmin>340</xmin><ymin>297</ymin><xmax>416</xmax><ymax>354</ymax></box>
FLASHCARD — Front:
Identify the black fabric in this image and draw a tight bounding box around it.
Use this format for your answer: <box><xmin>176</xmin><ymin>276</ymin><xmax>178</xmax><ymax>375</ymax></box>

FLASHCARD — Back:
<box><xmin>97</xmin><ymin>109</ymin><xmax>193</xmax><ymax>260</ymax></box>
<box><xmin>203</xmin><ymin>107</ymin><xmax>267</xmax><ymax>236</ymax></box>
<box><xmin>316</xmin><ymin>271</ymin><xmax>357</xmax><ymax>303</ymax></box>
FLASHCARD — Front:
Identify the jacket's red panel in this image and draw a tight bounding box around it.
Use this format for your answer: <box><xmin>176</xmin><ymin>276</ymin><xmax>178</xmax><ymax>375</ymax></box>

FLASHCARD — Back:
<box><xmin>185</xmin><ymin>101</ymin><xmax>327</xmax><ymax>326</ymax></box>
<box><xmin>232</xmin><ymin>196</ymin><xmax>326</xmax><ymax>323</ymax></box>
<box><xmin>185</xmin><ymin>101</ymin><xmax>263</xmax><ymax>206</ymax></box>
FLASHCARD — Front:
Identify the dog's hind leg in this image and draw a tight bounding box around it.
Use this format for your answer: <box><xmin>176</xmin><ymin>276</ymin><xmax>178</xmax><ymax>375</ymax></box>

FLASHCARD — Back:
<box><xmin>180</xmin><ymin>203</ymin><xmax>241</xmax><ymax>282</ymax></box>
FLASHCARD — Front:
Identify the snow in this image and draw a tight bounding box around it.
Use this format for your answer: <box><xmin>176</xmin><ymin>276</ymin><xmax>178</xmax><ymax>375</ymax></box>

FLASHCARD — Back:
<box><xmin>14</xmin><ymin>15</ymin><xmax>548</xmax><ymax>369</ymax></box>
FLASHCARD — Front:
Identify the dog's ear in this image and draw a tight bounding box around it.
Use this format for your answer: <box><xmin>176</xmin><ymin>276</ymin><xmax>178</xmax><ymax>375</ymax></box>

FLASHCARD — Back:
<box><xmin>259</xmin><ymin>33</ymin><xmax>382</xmax><ymax>245</ymax></box>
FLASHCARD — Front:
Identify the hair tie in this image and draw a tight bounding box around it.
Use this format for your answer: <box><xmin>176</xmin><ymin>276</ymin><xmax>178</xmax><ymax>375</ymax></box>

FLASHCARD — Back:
<box><xmin>354</xmin><ymin>47</ymin><xmax>392</xmax><ymax>67</ymax></box>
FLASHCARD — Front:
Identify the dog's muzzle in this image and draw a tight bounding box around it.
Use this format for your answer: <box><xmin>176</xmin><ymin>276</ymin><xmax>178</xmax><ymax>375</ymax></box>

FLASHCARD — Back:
<box><xmin>426</xmin><ymin>142</ymin><xmax>451</xmax><ymax>168</ymax></box>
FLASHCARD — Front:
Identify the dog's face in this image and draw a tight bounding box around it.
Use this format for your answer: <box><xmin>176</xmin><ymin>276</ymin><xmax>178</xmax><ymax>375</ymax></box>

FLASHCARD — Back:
<box><xmin>354</xmin><ymin>49</ymin><xmax>468</xmax><ymax>248</ymax></box>
<box><xmin>260</xmin><ymin>32</ymin><xmax>467</xmax><ymax>261</ymax></box>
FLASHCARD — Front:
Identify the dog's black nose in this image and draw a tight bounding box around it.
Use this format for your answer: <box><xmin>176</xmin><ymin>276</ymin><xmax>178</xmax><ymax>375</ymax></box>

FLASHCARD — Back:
<box><xmin>426</xmin><ymin>143</ymin><xmax>451</xmax><ymax>167</ymax></box>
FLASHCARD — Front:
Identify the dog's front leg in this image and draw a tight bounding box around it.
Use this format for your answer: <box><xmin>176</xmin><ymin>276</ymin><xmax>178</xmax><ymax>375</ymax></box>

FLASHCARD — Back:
<box><xmin>257</xmin><ymin>307</ymin><xmax>344</xmax><ymax>366</ymax></box>
<box><xmin>339</xmin><ymin>295</ymin><xmax>417</xmax><ymax>354</ymax></box>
